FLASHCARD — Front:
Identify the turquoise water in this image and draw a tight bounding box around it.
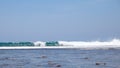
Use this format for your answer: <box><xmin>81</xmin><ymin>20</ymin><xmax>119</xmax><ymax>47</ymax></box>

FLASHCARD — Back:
<box><xmin>0</xmin><ymin>49</ymin><xmax>120</xmax><ymax>68</ymax></box>
<box><xmin>0</xmin><ymin>42</ymin><xmax>34</xmax><ymax>47</ymax></box>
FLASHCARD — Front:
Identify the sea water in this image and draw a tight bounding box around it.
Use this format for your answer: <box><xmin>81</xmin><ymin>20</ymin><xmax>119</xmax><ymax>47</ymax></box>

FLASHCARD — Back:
<box><xmin>1</xmin><ymin>39</ymin><xmax>120</xmax><ymax>49</ymax></box>
<box><xmin>0</xmin><ymin>49</ymin><xmax>120</xmax><ymax>68</ymax></box>
<box><xmin>0</xmin><ymin>39</ymin><xmax>120</xmax><ymax>68</ymax></box>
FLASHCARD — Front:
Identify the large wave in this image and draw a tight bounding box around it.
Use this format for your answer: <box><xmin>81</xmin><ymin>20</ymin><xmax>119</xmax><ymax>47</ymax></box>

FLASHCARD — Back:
<box><xmin>59</xmin><ymin>39</ymin><xmax>120</xmax><ymax>46</ymax></box>
<box><xmin>34</xmin><ymin>39</ymin><xmax>120</xmax><ymax>49</ymax></box>
<box><xmin>0</xmin><ymin>39</ymin><xmax>120</xmax><ymax>49</ymax></box>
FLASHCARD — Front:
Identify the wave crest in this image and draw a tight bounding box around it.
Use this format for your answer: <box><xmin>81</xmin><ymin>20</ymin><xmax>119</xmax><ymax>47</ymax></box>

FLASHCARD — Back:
<box><xmin>34</xmin><ymin>39</ymin><xmax>120</xmax><ymax>48</ymax></box>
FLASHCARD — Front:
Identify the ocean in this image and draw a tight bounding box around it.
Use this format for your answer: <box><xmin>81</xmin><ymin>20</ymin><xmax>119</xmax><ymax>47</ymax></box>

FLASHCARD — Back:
<box><xmin>0</xmin><ymin>49</ymin><xmax>120</xmax><ymax>68</ymax></box>
<box><xmin>0</xmin><ymin>39</ymin><xmax>120</xmax><ymax>68</ymax></box>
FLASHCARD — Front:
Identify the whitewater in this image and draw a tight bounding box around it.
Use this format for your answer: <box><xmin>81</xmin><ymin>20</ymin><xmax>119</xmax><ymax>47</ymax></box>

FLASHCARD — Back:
<box><xmin>0</xmin><ymin>39</ymin><xmax>120</xmax><ymax>49</ymax></box>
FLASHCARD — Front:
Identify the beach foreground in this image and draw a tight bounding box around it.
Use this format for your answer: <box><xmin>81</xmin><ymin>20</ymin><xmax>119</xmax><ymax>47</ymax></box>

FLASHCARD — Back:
<box><xmin>0</xmin><ymin>49</ymin><xmax>120</xmax><ymax>68</ymax></box>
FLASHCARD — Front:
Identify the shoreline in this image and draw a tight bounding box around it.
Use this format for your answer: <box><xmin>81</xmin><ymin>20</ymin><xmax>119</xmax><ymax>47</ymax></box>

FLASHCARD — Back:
<box><xmin>0</xmin><ymin>46</ymin><xmax>120</xmax><ymax>50</ymax></box>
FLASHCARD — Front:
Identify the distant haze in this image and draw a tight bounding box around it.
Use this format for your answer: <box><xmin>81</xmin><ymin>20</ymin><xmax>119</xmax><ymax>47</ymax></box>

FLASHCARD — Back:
<box><xmin>0</xmin><ymin>0</ymin><xmax>120</xmax><ymax>42</ymax></box>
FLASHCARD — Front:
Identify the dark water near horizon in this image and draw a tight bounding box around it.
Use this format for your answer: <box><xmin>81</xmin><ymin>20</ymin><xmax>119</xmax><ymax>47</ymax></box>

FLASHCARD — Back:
<box><xmin>0</xmin><ymin>49</ymin><xmax>120</xmax><ymax>68</ymax></box>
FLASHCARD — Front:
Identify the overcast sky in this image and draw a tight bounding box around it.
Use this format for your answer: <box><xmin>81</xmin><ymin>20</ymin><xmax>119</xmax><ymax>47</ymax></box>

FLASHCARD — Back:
<box><xmin>0</xmin><ymin>0</ymin><xmax>120</xmax><ymax>42</ymax></box>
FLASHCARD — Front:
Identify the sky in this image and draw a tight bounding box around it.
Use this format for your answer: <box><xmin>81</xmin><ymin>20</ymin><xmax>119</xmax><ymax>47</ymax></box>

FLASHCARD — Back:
<box><xmin>0</xmin><ymin>0</ymin><xmax>120</xmax><ymax>42</ymax></box>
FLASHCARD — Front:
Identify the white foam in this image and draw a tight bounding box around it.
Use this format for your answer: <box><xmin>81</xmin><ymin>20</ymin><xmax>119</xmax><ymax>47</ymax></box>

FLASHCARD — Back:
<box><xmin>58</xmin><ymin>39</ymin><xmax>120</xmax><ymax>48</ymax></box>
<box><xmin>0</xmin><ymin>39</ymin><xmax>120</xmax><ymax>49</ymax></box>
<box><xmin>34</xmin><ymin>41</ymin><xmax>45</xmax><ymax>46</ymax></box>
<box><xmin>33</xmin><ymin>39</ymin><xmax>120</xmax><ymax>49</ymax></box>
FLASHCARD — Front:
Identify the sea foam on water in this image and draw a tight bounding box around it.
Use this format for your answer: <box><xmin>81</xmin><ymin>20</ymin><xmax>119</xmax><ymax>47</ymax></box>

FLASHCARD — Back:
<box><xmin>34</xmin><ymin>39</ymin><xmax>120</xmax><ymax>49</ymax></box>
<box><xmin>0</xmin><ymin>39</ymin><xmax>120</xmax><ymax>49</ymax></box>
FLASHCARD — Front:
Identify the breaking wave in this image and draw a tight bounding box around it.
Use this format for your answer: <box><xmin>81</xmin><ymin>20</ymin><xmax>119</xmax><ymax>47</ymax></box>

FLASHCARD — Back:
<box><xmin>58</xmin><ymin>39</ymin><xmax>120</xmax><ymax>46</ymax></box>
<box><xmin>0</xmin><ymin>39</ymin><xmax>120</xmax><ymax>49</ymax></box>
<box><xmin>34</xmin><ymin>39</ymin><xmax>120</xmax><ymax>49</ymax></box>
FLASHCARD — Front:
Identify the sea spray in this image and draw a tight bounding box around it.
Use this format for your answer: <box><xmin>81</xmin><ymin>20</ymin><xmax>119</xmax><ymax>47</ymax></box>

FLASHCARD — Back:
<box><xmin>58</xmin><ymin>39</ymin><xmax>120</xmax><ymax>46</ymax></box>
<box><xmin>0</xmin><ymin>39</ymin><xmax>120</xmax><ymax>49</ymax></box>
<box><xmin>33</xmin><ymin>39</ymin><xmax>120</xmax><ymax>49</ymax></box>
<box><xmin>34</xmin><ymin>38</ymin><xmax>120</xmax><ymax>46</ymax></box>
